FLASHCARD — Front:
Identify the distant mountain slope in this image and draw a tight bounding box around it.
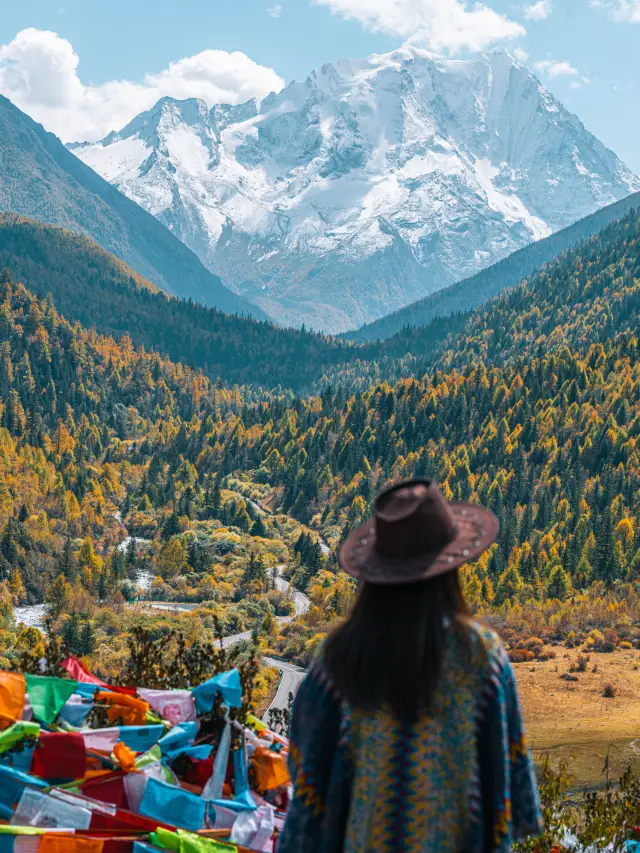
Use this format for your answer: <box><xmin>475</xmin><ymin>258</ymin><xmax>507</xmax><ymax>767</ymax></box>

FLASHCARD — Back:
<box><xmin>73</xmin><ymin>47</ymin><xmax>639</xmax><ymax>332</ymax></box>
<box><xmin>382</xmin><ymin>204</ymin><xmax>640</xmax><ymax>368</ymax></box>
<box><xmin>349</xmin><ymin>191</ymin><xmax>640</xmax><ymax>341</ymax></box>
<box><xmin>0</xmin><ymin>214</ymin><xmax>347</xmax><ymax>390</ymax></box>
<box><xmin>0</xmin><ymin>95</ymin><xmax>263</xmax><ymax>319</ymax></box>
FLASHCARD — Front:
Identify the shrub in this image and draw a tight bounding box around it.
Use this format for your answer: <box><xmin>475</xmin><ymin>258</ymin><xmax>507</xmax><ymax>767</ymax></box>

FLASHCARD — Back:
<box><xmin>509</xmin><ymin>648</ymin><xmax>534</xmax><ymax>663</ymax></box>
<box><xmin>602</xmin><ymin>683</ymin><xmax>617</xmax><ymax>698</ymax></box>
<box><xmin>512</xmin><ymin>761</ymin><xmax>640</xmax><ymax>852</ymax></box>
<box><xmin>585</xmin><ymin>628</ymin><xmax>618</xmax><ymax>653</ymax></box>
<box><xmin>600</xmin><ymin>628</ymin><xmax>619</xmax><ymax>653</ymax></box>
<box><xmin>619</xmin><ymin>640</ymin><xmax>633</xmax><ymax>649</ymax></box>
<box><xmin>524</xmin><ymin>636</ymin><xmax>544</xmax><ymax>651</ymax></box>
<box><xmin>575</xmin><ymin>653</ymin><xmax>590</xmax><ymax>673</ymax></box>
<box><xmin>585</xmin><ymin>628</ymin><xmax>605</xmax><ymax>650</ymax></box>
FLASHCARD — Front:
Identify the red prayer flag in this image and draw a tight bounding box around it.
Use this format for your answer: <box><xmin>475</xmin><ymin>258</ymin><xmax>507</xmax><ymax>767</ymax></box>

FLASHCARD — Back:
<box><xmin>90</xmin><ymin>805</ymin><xmax>175</xmax><ymax>833</ymax></box>
<box><xmin>62</xmin><ymin>657</ymin><xmax>137</xmax><ymax>696</ymax></box>
<box><xmin>81</xmin><ymin>771</ymin><xmax>129</xmax><ymax>810</ymax></box>
<box><xmin>32</xmin><ymin>731</ymin><xmax>87</xmax><ymax>782</ymax></box>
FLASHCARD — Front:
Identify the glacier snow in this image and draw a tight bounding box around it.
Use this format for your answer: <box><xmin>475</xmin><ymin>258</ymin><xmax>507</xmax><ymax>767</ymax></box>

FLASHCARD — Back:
<box><xmin>71</xmin><ymin>46</ymin><xmax>640</xmax><ymax>333</ymax></box>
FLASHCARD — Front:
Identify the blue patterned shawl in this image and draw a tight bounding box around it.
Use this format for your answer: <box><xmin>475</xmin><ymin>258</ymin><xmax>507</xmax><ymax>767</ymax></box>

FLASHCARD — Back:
<box><xmin>278</xmin><ymin>621</ymin><xmax>542</xmax><ymax>853</ymax></box>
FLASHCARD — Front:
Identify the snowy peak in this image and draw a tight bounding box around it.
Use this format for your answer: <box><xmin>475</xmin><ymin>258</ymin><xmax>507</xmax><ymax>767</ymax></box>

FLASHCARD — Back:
<box><xmin>72</xmin><ymin>48</ymin><xmax>640</xmax><ymax>333</ymax></box>
<box><xmin>212</xmin><ymin>98</ymin><xmax>258</xmax><ymax>132</ymax></box>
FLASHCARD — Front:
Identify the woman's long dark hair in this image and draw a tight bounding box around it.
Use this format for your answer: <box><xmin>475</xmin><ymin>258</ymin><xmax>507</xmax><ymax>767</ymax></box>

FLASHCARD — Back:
<box><xmin>323</xmin><ymin>570</ymin><xmax>470</xmax><ymax>724</ymax></box>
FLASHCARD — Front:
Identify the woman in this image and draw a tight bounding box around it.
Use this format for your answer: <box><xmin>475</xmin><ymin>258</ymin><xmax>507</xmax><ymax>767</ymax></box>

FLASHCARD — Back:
<box><xmin>278</xmin><ymin>479</ymin><xmax>542</xmax><ymax>853</ymax></box>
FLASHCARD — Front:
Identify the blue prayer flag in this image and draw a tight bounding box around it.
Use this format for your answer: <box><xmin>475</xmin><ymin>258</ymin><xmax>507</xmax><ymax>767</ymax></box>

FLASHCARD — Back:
<box><xmin>139</xmin><ymin>776</ymin><xmax>206</xmax><ymax>831</ymax></box>
<box><xmin>118</xmin><ymin>725</ymin><xmax>165</xmax><ymax>753</ymax></box>
<box><xmin>192</xmin><ymin>669</ymin><xmax>242</xmax><ymax>714</ymax></box>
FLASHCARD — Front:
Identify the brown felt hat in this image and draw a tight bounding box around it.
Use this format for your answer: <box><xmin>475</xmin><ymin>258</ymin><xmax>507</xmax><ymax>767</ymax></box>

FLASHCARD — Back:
<box><xmin>340</xmin><ymin>479</ymin><xmax>499</xmax><ymax>585</ymax></box>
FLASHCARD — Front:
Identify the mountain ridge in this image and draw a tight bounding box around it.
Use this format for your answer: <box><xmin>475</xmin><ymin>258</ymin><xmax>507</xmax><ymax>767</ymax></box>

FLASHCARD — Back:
<box><xmin>0</xmin><ymin>94</ymin><xmax>264</xmax><ymax>320</ymax></box>
<box><xmin>72</xmin><ymin>46</ymin><xmax>639</xmax><ymax>332</ymax></box>
<box><xmin>0</xmin><ymin>212</ymin><xmax>350</xmax><ymax>391</ymax></box>
<box><xmin>347</xmin><ymin>189</ymin><xmax>640</xmax><ymax>341</ymax></box>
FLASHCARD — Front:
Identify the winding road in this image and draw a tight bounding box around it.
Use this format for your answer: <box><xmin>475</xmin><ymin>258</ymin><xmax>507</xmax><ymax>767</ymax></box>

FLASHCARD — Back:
<box><xmin>19</xmin><ymin>505</ymin><xmax>315</xmax><ymax>723</ymax></box>
<box><xmin>131</xmin><ymin>502</ymin><xmax>316</xmax><ymax>720</ymax></box>
<box><xmin>230</xmin><ymin>490</ymin><xmax>331</xmax><ymax>557</ymax></box>
<box><xmin>145</xmin><ymin>564</ymin><xmax>309</xmax><ymax>721</ymax></box>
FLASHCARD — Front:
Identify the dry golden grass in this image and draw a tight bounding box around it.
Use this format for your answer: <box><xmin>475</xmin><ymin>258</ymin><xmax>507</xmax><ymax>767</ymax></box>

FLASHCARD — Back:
<box><xmin>515</xmin><ymin>647</ymin><xmax>640</xmax><ymax>790</ymax></box>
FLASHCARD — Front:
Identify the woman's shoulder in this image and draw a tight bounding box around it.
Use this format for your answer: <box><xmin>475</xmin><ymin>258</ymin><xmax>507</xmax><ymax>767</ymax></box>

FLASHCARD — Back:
<box><xmin>296</xmin><ymin>650</ymin><xmax>342</xmax><ymax>709</ymax></box>
<box><xmin>289</xmin><ymin>650</ymin><xmax>348</xmax><ymax>754</ymax></box>
<box><xmin>464</xmin><ymin>618</ymin><xmax>509</xmax><ymax>671</ymax></box>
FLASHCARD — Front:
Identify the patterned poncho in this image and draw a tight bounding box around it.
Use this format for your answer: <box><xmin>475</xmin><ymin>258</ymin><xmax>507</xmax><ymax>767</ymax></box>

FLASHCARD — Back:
<box><xmin>278</xmin><ymin>621</ymin><xmax>542</xmax><ymax>853</ymax></box>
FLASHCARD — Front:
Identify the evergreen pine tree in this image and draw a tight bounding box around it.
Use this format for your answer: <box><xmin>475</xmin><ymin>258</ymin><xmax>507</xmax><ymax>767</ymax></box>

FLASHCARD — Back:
<box><xmin>80</xmin><ymin>621</ymin><xmax>96</xmax><ymax>655</ymax></box>
<box><xmin>162</xmin><ymin>512</ymin><xmax>181</xmax><ymax>540</ymax></box>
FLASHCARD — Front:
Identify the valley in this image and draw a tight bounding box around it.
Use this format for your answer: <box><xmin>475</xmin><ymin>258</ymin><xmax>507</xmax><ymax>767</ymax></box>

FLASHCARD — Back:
<box><xmin>2</xmin><ymin>24</ymin><xmax>640</xmax><ymax>846</ymax></box>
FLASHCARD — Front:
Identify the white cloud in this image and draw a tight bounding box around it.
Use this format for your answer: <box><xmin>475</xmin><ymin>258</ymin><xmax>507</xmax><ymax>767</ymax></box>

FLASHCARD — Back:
<box><xmin>512</xmin><ymin>46</ymin><xmax>530</xmax><ymax>62</ymax></box>
<box><xmin>268</xmin><ymin>4</ymin><xmax>283</xmax><ymax>16</ymax></box>
<box><xmin>313</xmin><ymin>0</ymin><xmax>526</xmax><ymax>54</ymax></box>
<box><xmin>590</xmin><ymin>0</ymin><xmax>640</xmax><ymax>22</ymax></box>
<box><xmin>523</xmin><ymin>0</ymin><xmax>552</xmax><ymax>20</ymax></box>
<box><xmin>533</xmin><ymin>59</ymin><xmax>579</xmax><ymax>78</ymax></box>
<box><xmin>567</xmin><ymin>73</ymin><xmax>592</xmax><ymax>90</ymax></box>
<box><xmin>0</xmin><ymin>28</ymin><xmax>284</xmax><ymax>143</ymax></box>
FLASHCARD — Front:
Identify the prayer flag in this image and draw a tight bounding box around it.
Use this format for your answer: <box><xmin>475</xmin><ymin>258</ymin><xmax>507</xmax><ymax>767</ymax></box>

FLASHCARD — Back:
<box><xmin>24</xmin><ymin>676</ymin><xmax>77</xmax><ymax>726</ymax></box>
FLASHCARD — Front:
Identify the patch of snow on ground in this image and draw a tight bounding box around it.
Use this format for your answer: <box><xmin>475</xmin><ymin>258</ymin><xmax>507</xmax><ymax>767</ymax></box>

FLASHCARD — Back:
<box><xmin>117</xmin><ymin>536</ymin><xmax>150</xmax><ymax>554</ymax></box>
<box><xmin>14</xmin><ymin>604</ymin><xmax>47</xmax><ymax>630</ymax></box>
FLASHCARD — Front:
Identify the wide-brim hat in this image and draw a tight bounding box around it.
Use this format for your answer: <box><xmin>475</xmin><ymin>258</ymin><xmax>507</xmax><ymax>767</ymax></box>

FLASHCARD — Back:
<box><xmin>340</xmin><ymin>479</ymin><xmax>499</xmax><ymax>585</ymax></box>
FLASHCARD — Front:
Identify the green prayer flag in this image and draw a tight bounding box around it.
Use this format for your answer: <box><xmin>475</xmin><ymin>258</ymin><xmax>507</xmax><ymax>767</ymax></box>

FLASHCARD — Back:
<box><xmin>151</xmin><ymin>828</ymin><xmax>237</xmax><ymax>853</ymax></box>
<box><xmin>151</xmin><ymin>828</ymin><xmax>180</xmax><ymax>851</ymax></box>
<box><xmin>0</xmin><ymin>721</ymin><xmax>39</xmax><ymax>753</ymax></box>
<box><xmin>24</xmin><ymin>674</ymin><xmax>77</xmax><ymax>724</ymax></box>
<box><xmin>136</xmin><ymin>743</ymin><xmax>162</xmax><ymax>769</ymax></box>
<box><xmin>0</xmin><ymin>826</ymin><xmax>48</xmax><ymax>835</ymax></box>
<box><xmin>177</xmin><ymin>830</ymin><xmax>237</xmax><ymax>853</ymax></box>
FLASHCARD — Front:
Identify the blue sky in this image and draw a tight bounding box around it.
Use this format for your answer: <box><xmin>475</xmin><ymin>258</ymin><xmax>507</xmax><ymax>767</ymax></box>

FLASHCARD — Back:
<box><xmin>1</xmin><ymin>0</ymin><xmax>639</xmax><ymax>172</ymax></box>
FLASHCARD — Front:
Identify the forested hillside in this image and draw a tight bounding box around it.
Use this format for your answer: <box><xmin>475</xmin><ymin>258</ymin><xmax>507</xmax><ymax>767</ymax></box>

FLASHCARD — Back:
<box><xmin>150</xmin><ymin>204</ymin><xmax>640</xmax><ymax>656</ymax></box>
<box><xmin>0</xmin><ymin>270</ymin><xmax>232</xmax><ymax>601</ymax></box>
<box><xmin>0</xmin><ymin>214</ymin><xmax>350</xmax><ymax>390</ymax></box>
<box><xmin>5</xmin><ymin>205</ymin><xmax>640</xmax><ymax>398</ymax></box>
<box><xmin>350</xmin><ymin>191</ymin><xmax>640</xmax><ymax>342</ymax></box>
<box><xmin>2</xmin><ymin>199</ymin><xmax>640</xmax><ymax>671</ymax></box>
<box><xmin>332</xmin><ymin>205</ymin><xmax>640</xmax><ymax>391</ymax></box>
<box><xmin>0</xmin><ymin>271</ymin><xmax>320</xmax><ymax>675</ymax></box>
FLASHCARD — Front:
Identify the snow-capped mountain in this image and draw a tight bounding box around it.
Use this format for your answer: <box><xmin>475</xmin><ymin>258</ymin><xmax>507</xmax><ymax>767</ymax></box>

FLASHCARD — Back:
<box><xmin>71</xmin><ymin>47</ymin><xmax>640</xmax><ymax>333</ymax></box>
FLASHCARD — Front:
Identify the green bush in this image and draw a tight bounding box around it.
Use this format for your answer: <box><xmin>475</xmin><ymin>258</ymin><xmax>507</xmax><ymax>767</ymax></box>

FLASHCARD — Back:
<box><xmin>515</xmin><ymin>759</ymin><xmax>640</xmax><ymax>852</ymax></box>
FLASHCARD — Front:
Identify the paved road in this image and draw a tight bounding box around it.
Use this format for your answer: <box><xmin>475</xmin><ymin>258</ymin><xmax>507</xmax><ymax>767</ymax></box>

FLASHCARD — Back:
<box><xmin>262</xmin><ymin>657</ymin><xmax>305</xmax><ymax>722</ymax></box>
<box><xmin>143</xmin><ymin>568</ymin><xmax>311</xmax><ymax>718</ymax></box>
<box><xmin>273</xmin><ymin>566</ymin><xmax>310</xmax><ymax>617</ymax></box>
